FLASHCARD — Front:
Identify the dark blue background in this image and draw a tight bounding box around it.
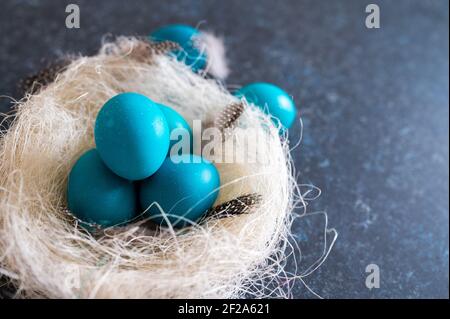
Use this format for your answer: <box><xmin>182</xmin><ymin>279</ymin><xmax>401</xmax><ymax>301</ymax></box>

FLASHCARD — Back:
<box><xmin>0</xmin><ymin>0</ymin><xmax>448</xmax><ymax>298</ymax></box>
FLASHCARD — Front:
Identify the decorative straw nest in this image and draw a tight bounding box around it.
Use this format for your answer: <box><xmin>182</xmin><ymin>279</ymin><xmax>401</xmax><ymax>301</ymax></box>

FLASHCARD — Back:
<box><xmin>0</xmin><ymin>36</ymin><xmax>298</xmax><ymax>298</ymax></box>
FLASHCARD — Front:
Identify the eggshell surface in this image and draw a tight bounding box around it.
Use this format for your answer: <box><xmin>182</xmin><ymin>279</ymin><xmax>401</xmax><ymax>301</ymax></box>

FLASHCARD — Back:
<box><xmin>139</xmin><ymin>154</ymin><xmax>220</xmax><ymax>228</ymax></box>
<box><xmin>67</xmin><ymin>149</ymin><xmax>137</xmax><ymax>228</ymax></box>
<box><xmin>95</xmin><ymin>92</ymin><xmax>169</xmax><ymax>181</ymax></box>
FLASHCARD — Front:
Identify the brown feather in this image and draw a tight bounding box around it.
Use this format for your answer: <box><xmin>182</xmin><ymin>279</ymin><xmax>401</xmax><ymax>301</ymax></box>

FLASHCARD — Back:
<box><xmin>129</xmin><ymin>39</ymin><xmax>180</xmax><ymax>62</ymax></box>
<box><xmin>214</xmin><ymin>101</ymin><xmax>245</xmax><ymax>133</ymax></box>
<box><xmin>202</xmin><ymin>193</ymin><xmax>262</xmax><ymax>221</ymax></box>
<box><xmin>18</xmin><ymin>60</ymin><xmax>69</xmax><ymax>95</ymax></box>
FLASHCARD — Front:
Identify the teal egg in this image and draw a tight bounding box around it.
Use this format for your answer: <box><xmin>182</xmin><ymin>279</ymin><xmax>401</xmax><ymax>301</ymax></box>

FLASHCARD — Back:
<box><xmin>234</xmin><ymin>82</ymin><xmax>297</xmax><ymax>129</ymax></box>
<box><xmin>139</xmin><ymin>154</ymin><xmax>220</xmax><ymax>228</ymax></box>
<box><xmin>95</xmin><ymin>92</ymin><xmax>170</xmax><ymax>181</ymax></box>
<box><xmin>150</xmin><ymin>24</ymin><xmax>207</xmax><ymax>72</ymax></box>
<box><xmin>67</xmin><ymin>149</ymin><xmax>136</xmax><ymax>228</ymax></box>
<box><xmin>157</xmin><ymin>103</ymin><xmax>193</xmax><ymax>156</ymax></box>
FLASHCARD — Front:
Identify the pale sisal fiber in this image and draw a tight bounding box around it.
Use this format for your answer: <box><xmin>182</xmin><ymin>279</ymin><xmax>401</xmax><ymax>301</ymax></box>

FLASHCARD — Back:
<box><xmin>0</xmin><ymin>37</ymin><xmax>335</xmax><ymax>298</ymax></box>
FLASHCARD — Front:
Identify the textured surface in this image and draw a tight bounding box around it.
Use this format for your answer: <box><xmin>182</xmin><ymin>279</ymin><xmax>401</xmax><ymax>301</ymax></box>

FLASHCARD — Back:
<box><xmin>0</xmin><ymin>0</ymin><xmax>448</xmax><ymax>298</ymax></box>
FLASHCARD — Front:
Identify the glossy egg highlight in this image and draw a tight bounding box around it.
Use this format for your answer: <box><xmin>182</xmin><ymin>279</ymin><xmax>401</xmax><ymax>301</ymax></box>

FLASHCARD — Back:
<box><xmin>139</xmin><ymin>154</ymin><xmax>220</xmax><ymax>228</ymax></box>
<box><xmin>95</xmin><ymin>92</ymin><xmax>169</xmax><ymax>181</ymax></box>
<box><xmin>235</xmin><ymin>82</ymin><xmax>297</xmax><ymax>129</ymax></box>
<box><xmin>67</xmin><ymin>149</ymin><xmax>136</xmax><ymax>228</ymax></box>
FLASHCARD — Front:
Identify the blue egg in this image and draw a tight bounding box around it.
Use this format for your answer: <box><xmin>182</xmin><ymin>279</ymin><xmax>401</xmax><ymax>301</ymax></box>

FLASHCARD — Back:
<box><xmin>150</xmin><ymin>24</ymin><xmax>207</xmax><ymax>72</ymax></box>
<box><xmin>139</xmin><ymin>154</ymin><xmax>220</xmax><ymax>228</ymax></box>
<box><xmin>157</xmin><ymin>103</ymin><xmax>193</xmax><ymax>156</ymax></box>
<box><xmin>95</xmin><ymin>92</ymin><xmax>169</xmax><ymax>181</ymax></box>
<box><xmin>234</xmin><ymin>82</ymin><xmax>297</xmax><ymax>129</ymax></box>
<box><xmin>67</xmin><ymin>149</ymin><xmax>136</xmax><ymax>228</ymax></box>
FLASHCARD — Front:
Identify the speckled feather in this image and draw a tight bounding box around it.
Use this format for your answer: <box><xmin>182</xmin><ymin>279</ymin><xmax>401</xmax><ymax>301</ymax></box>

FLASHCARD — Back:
<box><xmin>18</xmin><ymin>40</ymin><xmax>180</xmax><ymax>95</ymax></box>
<box><xmin>202</xmin><ymin>193</ymin><xmax>262</xmax><ymax>221</ymax></box>
<box><xmin>128</xmin><ymin>39</ymin><xmax>180</xmax><ymax>62</ymax></box>
<box><xmin>19</xmin><ymin>60</ymin><xmax>70</xmax><ymax>95</ymax></box>
<box><xmin>214</xmin><ymin>102</ymin><xmax>245</xmax><ymax>132</ymax></box>
<box><xmin>63</xmin><ymin>193</ymin><xmax>262</xmax><ymax>230</ymax></box>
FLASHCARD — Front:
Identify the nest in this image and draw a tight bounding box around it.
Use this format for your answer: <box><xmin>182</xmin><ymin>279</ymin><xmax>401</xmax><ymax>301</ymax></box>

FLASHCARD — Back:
<box><xmin>0</xmin><ymin>36</ymin><xmax>301</xmax><ymax>298</ymax></box>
